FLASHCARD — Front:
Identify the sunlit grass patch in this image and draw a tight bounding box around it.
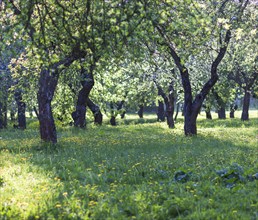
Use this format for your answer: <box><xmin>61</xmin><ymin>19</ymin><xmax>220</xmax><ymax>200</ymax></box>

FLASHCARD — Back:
<box><xmin>0</xmin><ymin>110</ymin><xmax>257</xmax><ymax>219</ymax></box>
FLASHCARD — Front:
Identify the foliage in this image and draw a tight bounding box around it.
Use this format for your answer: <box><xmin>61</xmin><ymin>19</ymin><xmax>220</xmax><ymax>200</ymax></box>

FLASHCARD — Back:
<box><xmin>0</xmin><ymin>111</ymin><xmax>257</xmax><ymax>219</ymax></box>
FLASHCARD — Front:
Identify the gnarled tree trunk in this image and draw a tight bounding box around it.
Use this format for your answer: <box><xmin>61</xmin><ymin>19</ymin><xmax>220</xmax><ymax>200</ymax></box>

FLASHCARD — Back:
<box><xmin>37</xmin><ymin>69</ymin><xmax>58</xmax><ymax>143</ymax></box>
<box><xmin>155</xmin><ymin>25</ymin><xmax>230</xmax><ymax>135</ymax></box>
<box><xmin>72</xmin><ymin>65</ymin><xmax>95</xmax><ymax>128</ymax></box>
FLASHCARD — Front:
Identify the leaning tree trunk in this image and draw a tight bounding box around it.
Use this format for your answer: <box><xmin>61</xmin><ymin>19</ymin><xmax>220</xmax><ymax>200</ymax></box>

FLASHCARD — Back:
<box><xmin>37</xmin><ymin>69</ymin><xmax>59</xmax><ymax>143</ymax></box>
<box><xmin>241</xmin><ymin>88</ymin><xmax>251</xmax><ymax>121</ymax></box>
<box><xmin>14</xmin><ymin>90</ymin><xmax>26</xmax><ymax>129</ymax></box>
<box><xmin>86</xmin><ymin>98</ymin><xmax>103</xmax><ymax>125</ymax></box>
<box><xmin>72</xmin><ymin>66</ymin><xmax>95</xmax><ymax>128</ymax></box>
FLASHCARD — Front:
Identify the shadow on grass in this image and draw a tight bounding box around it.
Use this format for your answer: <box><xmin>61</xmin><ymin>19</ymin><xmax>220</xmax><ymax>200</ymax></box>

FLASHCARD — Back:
<box><xmin>1</xmin><ymin>118</ymin><xmax>257</xmax><ymax>219</ymax></box>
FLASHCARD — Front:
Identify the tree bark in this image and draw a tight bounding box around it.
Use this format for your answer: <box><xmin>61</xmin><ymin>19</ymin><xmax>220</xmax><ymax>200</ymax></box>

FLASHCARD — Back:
<box><xmin>110</xmin><ymin>102</ymin><xmax>116</xmax><ymax>126</ymax></box>
<box><xmin>86</xmin><ymin>98</ymin><xmax>102</xmax><ymax>125</ymax></box>
<box><xmin>241</xmin><ymin>89</ymin><xmax>251</xmax><ymax>121</ymax></box>
<box><xmin>155</xmin><ymin>22</ymin><xmax>231</xmax><ymax>135</ymax></box>
<box><xmin>138</xmin><ymin>104</ymin><xmax>144</xmax><ymax>118</ymax></box>
<box><xmin>117</xmin><ymin>100</ymin><xmax>126</xmax><ymax>119</ymax></box>
<box><xmin>155</xmin><ymin>80</ymin><xmax>175</xmax><ymax>128</ymax></box>
<box><xmin>213</xmin><ymin>90</ymin><xmax>226</xmax><ymax>119</ymax></box>
<box><xmin>37</xmin><ymin>69</ymin><xmax>59</xmax><ymax>143</ymax></box>
<box><xmin>174</xmin><ymin>102</ymin><xmax>180</xmax><ymax>121</ymax></box>
<box><xmin>230</xmin><ymin>103</ymin><xmax>237</xmax><ymax>118</ymax></box>
<box><xmin>14</xmin><ymin>90</ymin><xmax>26</xmax><ymax>129</ymax></box>
<box><xmin>72</xmin><ymin>65</ymin><xmax>95</xmax><ymax>128</ymax></box>
<box><xmin>203</xmin><ymin>104</ymin><xmax>212</xmax><ymax>120</ymax></box>
<box><xmin>157</xmin><ymin>100</ymin><xmax>165</xmax><ymax>122</ymax></box>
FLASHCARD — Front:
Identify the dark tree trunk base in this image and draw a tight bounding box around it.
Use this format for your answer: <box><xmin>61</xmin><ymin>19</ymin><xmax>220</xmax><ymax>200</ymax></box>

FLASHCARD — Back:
<box><xmin>241</xmin><ymin>90</ymin><xmax>251</xmax><ymax>121</ymax></box>
<box><xmin>138</xmin><ymin>105</ymin><xmax>144</xmax><ymax>118</ymax></box>
<box><xmin>218</xmin><ymin>107</ymin><xmax>226</xmax><ymax>119</ymax></box>
<box><xmin>157</xmin><ymin>101</ymin><xmax>165</xmax><ymax>122</ymax></box>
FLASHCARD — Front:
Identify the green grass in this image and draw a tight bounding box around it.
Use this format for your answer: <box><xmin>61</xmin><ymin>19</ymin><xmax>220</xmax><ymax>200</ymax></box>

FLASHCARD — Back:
<box><xmin>0</xmin><ymin>110</ymin><xmax>257</xmax><ymax>219</ymax></box>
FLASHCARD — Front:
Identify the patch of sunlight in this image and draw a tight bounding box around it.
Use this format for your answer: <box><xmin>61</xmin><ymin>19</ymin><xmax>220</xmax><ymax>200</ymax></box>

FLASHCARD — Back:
<box><xmin>0</xmin><ymin>153</ymin><xmax>62</xmax><ymax>217</ymax></box>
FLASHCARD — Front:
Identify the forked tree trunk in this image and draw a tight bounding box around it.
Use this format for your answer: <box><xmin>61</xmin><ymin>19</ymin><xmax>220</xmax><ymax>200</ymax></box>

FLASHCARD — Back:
<box><xmin>72</xmin><ymin>65</ymin><xmax>95</xmax><ymax>128</ymax></box>
<box><xmin>241</xmin><ymin>89</ymin><xmax>251</xmax><ymax>121</ymax></box>
<box><xmin>86</xmin><ymin>98</ymin><xmax>102</xmax><ymax>125</ymax></box>
<box><xmin>37</xmin><ymin>69</ymin><xmax>59</xmax><ymax>143</ymax></box>
<box><xmin>155</xmin><ymin>24</ymin><xmax>231</xmax><ymax>135</ymax></box>
<box><xmin>14</xmin><ymin>90</ymin><xmax>26</xmax><ymax>129</ymax></box>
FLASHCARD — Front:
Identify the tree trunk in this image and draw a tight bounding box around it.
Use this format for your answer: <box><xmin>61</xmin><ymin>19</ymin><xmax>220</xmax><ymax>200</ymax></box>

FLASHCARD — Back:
<box><xmin>37</xmin><ymin>69</ymin><xmax>59</xmax><ymax>143</ymax></box>
<box><xmin>155</xmin><ymin>23</ymin><xmax>230</xmax><ymax>135</ymax></box>
<box><xmin>10</xmin><ymin>109</ymin><xmax>16</xmax><ymax>121</ymax></box>
<box><xmin>14</xmin><ymin>90</ymin><xmax>26</xmax><ymax>129</ymax></box>
<box><xmin>174</xmin><ymin>102</ymin><xmax>180</xmax><ymax>121</ymax></box>
<box><xmin>33</xmin><ymin>106</ymin><xmax>39</xmax><ymax>119</ymax></box>
<box><xmin>86</xmin><ymin>98</ymin><xmax>102</xmax><ymax>125</ymax></box>
<box><xmin>218</xmin><ymin>107</ymin><xmax>226</xmax><ymax>119</ymax></box>
<box><xmin>0</xmin><ymin>102</ymin><xmax>3</xmax><ymax>129</ymax></box>
<box><xmin>203</xmin><ymin>105</ymin><xmax>212</xmax><ymax>120</ymax></box>
<box><xmin>110</xmin><ymin>102</ymin><xmax>116</xmax><ymax>126</ymax></box>
<box><xmin>230</xmin><ymin>103</ymin><xmax>237</xmax><ymax>118</ymax></box>
<box><xmin>138</xmin><ymin>105</ymin><xmax>144</xmax><ymax>118</ymax></box>
<box><xmin>117</xmin><ymin>100</ymin><xmax>126</xmax><ymax>119</ymax></box>
<box><xmin>72</xmin><ymin>66</ymin><xmax>95</xmax><ymax>128</ymax></box>
<box><xmin>206</xmin><ymin>110</ymin><xmax>212</xmax><ymax>119</ymax></box>
<box><xmin>157</xmin><ymin>100</ymin><xmax>165</xmax><ymax>122</ymax></box>
<box><xmin>155</xmin><ymin>80</ymin><xmax>175</xmax><ymax>128</ymax></box>
<box><xmin>241</xmin><ymin>89</ymin><xmax>251</xmax><ymax>121</ymax></box>
<box><xmin>213</xmin><ymin>90</ymin><xmax>226</xmax><ymax>119</ymax></box>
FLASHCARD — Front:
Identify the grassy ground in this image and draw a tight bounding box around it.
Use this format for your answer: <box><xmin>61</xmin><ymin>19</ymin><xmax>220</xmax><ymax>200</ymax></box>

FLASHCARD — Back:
<box><xmin>0</xmin><ymin>110</ymin><xmax>257</xmax><ymax>219</ymax></box>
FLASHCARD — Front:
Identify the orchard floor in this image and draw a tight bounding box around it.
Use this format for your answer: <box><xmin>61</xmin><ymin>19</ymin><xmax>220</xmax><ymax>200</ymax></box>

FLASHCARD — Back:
<box><xmin>0</xmin><ymin>110</ymin><xmax>257</xmax><ymax>219</ymax></box>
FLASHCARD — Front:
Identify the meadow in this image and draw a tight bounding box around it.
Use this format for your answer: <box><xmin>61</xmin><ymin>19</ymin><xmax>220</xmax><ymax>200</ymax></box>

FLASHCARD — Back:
<box><xmin>0</xmin><ymin>110</ymin><xmax>257</xmax><ymax>219</ymax></box>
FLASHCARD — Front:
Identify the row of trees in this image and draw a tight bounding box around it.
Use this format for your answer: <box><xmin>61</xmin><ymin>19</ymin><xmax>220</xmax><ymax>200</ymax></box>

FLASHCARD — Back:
<box><xmin>0</xmin><ymin>0</ymin><xmax>257</xmax><ymax>144</ymax></box>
